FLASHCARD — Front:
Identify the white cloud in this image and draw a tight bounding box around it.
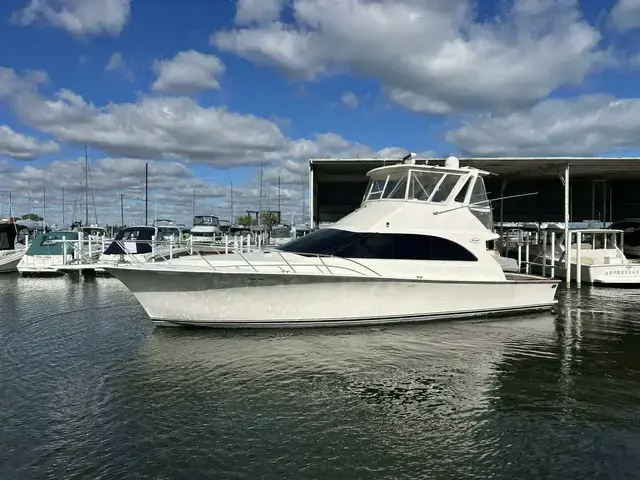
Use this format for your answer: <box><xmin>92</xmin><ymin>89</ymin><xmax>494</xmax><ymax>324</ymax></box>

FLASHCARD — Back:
<box><xmin>152</xmin><ymin>50</ymin><xmax>225</xmax><ymax>94</ymax></box>
<box><xmin>611</xmin><ymin>0</ymin><xmax>640</xmax><ymax>31</ymax></box>
<box><xmin>0</xmin><ymin>125</ymin><xmax>59</xmax><ymax>160</ymax></box>
<box><xmin>235</xmin><ymin>0</ymin><xmax>288</xmax><ymax>24</ymax></box>
<box><xmin>0</xmin><ymin>67</ymin><xmax>48</xmax><ymax>98</ymax></box>
<box><xmin>105</xmin><ymin>52</ymin><xmax>134</xmax><ymax>81</ymax></box>
<box><xmin>105</xmin><ymin>52</ymin><xmax>124</xmax><ymax>71</ymax></box>
<box><xmin>11</xmin><ymin>0</ymin><xmax>131</xmax><ymax>37</ymax></box>
<box><xmin>1</xmin><ymin>67</ymin><xmax>421</xmax><ymax>169</ymax></box>
<box><xmin>213</xmin><ymin>0</ymin><xmax>607</xmax><ymax>115</ymax></box>
<box><xmin>340</xmin><ymin>91</ymin><xmax>359</xmax><ymax>109</ymax></box>
<box><xmin>446</xmin><ymin>94</ymin><xmax>640</xmax><ymax>156</ymax></box>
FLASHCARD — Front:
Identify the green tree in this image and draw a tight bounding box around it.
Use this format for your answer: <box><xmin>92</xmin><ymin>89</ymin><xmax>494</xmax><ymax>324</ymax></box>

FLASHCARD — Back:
<box><xmin>21</xmin><ymin>213</ymin><xmax>43</xmax><ymax>221</ymax></box>
<box><xmin>236</xmin><ymin>214</ymin><xmax>252</xmax><ymax>226</ymax></box>
<box><xmin>260</xmin><ymin>211</ymin><xmax>280</xmax><ymax>226</ymax></box>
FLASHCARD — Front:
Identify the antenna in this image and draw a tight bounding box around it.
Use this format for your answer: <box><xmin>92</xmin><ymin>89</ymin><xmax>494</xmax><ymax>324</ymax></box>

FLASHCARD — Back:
<box><xmin>433</xmin><ymin>192</ymin><xmax>538</xmax><ymax>216</ymax></box>
<box><xmin>120</xmin><ymin>193</ymin><xmax>125</xmax><ymax>226</ymax></box>
<box><xmin>145</xmin><ymin>162</ymin><xmax>149</xmax><ymax>226</ymax></box>
<box><xmin>259</xmin><ymin>164</ymin><xmax>263</xmax><ymax>217</ymax></box>
<box><xmin>402</xmin><ymin>152</ymin><xmax>417</xmax><ymax>165</ymax></box>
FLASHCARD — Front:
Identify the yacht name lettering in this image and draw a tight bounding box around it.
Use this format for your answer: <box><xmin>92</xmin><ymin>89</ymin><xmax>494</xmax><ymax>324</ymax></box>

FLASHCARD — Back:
<box><xmin>605</xmin><ymin>269</ymin><xmax>640</xmax><ymax>276</ymax></box>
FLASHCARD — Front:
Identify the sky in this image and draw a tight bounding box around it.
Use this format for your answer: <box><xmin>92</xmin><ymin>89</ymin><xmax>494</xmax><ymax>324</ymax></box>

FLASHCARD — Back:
<box><xmin>1</xmin><ymin>0</ymin><xmax>640</xmax><ymax>226</ymax></box>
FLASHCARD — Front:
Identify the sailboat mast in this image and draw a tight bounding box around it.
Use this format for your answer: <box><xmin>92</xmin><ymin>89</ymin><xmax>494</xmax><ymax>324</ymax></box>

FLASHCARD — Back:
<box><xmin>259</xmin><ymin>164</ymin><xmax>263</xmax><ymax>216</ymax></box>
<box><xmin>192</xmin><ymin>190</ymin><xmax>195</xmax><ymax>220</ymax></box>
<box><xmin>61</xmin><ymin>187</ymin><xmax>65</xmax><ymax>225</ymax></box>
<box><xmin>278</xmin><ymin>176</ymin><xmax>281</xmax><ymax>223</ymax></box>
<box><xmin>145</xmin><ymin>162</ymin><xmax>149</xmax><ymax>226</ymax></box>
<box><xmin>43</xmin><ymin>187</ymin><xmax>46</xmax><ymax>230</ymax></box>
<box><xmin>230</xmin><ymin>182</ymin><xmax>234</xmax><ymax>223</ymax></box>
<box><xmin>85</xmin><ymin>145</ymin><xmax>89</xmax><ymax>226</ymax></box>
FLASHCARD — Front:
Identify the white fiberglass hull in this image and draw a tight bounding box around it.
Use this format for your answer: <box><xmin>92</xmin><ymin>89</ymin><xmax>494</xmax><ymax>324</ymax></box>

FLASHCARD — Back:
<box><xmin>531</xmin><ymin>262</ymin><xmax>640</xmax><ymax>286</ymax></box>
<box><xmin>0</xmin><ymin>250</ymin><xmax>24</xmax><ymax>273</ymax></box>
<box><xmin>105</xmin><ymin>267</ymin><xmax>559</xmax><ymax>328</ymax></box>
<box><xmin>17</xmin><ymin>253</ymin><xmax>72</xmax><ymax>275</ymax></box>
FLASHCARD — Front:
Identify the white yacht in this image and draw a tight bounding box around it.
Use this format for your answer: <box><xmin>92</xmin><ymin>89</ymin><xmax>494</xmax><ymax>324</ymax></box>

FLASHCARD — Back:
<box><xmin>104</xmin><ymin>156</ymin><xmax>559</xmax><ymax>328</ymax></box>
<box><xmin>190</xmin><ymin>215</ymin><xmax>221</xmax><ymax>243</ymax></box>
<box><xmin>515</xmin><ymin>226</ymin><xmax>640</xmax><ymax>286</ymax></box>
<box><xmin>0</xmin><ymin>222</ymin><xmax>28</xmax><ymax>273</ymax></box>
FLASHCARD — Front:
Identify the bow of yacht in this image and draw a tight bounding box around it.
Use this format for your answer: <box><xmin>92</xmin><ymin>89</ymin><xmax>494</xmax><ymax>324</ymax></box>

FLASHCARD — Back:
<box><xmin>105</xmin><ymin>156</ymin><xmax>559</xmax><ymax>327</ymax></box>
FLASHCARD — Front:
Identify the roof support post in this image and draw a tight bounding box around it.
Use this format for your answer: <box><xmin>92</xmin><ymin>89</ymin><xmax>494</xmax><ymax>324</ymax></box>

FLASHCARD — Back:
<box><xmin>499</xmin><ymin>179</ymin><xmax>508</xmax><ymax>255</ymax></box>
<box><xmin>562</xmin><ymin>164</ymin><xmax>571</xmax><ymax>285</ymax></box>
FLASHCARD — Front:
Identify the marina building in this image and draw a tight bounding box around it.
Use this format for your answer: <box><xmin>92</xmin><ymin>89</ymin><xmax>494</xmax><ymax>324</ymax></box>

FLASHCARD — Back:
<box><xmin>308</xmin><ymin>157</ymin><xmax>640</xmax><ymax>228</ymax></box>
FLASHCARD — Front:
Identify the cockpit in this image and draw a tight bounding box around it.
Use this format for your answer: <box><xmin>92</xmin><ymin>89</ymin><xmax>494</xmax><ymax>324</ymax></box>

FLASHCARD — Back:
<box><xmin>362</xmin><ymin>164</ymin><xmax>493</xmax><ymax>230</ymax></box>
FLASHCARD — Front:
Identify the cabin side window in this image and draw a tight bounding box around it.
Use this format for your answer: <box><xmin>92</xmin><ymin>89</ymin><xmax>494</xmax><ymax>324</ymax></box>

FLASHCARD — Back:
<box><xmin>279</xmin><ymin>228</ymin><xmax>477</xmax><ymax>261</ymax></box>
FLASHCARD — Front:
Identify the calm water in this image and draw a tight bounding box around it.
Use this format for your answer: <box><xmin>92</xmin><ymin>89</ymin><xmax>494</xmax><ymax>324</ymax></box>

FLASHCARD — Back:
<box><xmin>1</xmin><ymin>275</ymin><xmax>640</xmax><ymax>479</ymax></box>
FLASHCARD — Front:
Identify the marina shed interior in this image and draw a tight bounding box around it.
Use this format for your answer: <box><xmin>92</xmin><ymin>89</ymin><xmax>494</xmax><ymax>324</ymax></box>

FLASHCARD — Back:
<box><xmin>308</xmin><ymin>157</ymin><xmax>640</xmax><ymax>227</ymax></box>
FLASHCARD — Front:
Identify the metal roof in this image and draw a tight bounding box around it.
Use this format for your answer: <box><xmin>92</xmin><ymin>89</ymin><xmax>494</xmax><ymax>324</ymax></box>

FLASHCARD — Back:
<box><xmin>309</xmin><ymin>157</ymin><xmax>640</xmax><ymax>181</ymax></box>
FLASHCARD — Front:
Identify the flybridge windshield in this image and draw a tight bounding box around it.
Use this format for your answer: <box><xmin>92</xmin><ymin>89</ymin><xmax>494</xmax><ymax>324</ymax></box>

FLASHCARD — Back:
<box><xmin>193</xmin><ymin>216</ymin><xmax>219</xmax><ymax>226</ymax></box>
<box><xmin>363</xmin><ymin>169</ymin><xmax>480</xmax><ymax>205</ymax></box>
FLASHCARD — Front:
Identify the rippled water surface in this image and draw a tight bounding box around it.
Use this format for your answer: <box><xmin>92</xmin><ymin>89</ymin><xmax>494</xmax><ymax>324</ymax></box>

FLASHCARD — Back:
<box><xmin>2</xmin><ymin>275</ymin><xmax>640</xmax><ymax>479</ymax></box>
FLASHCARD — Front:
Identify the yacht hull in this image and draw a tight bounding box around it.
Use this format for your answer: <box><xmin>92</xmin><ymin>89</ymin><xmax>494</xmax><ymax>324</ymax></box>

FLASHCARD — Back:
<box><xmin>0</xmin><ymin>251</ymin><xmax>24</xmax><ymax>273</ymax></box>
<box><xmin>105</xmin><ymin>268</ymin><xmax>559</xmax><ymax>328</ymax></box>
<box><xmin>530</xmin><ymin>262</ymin><xmax>640</xmax><ymax>286</ymax></box>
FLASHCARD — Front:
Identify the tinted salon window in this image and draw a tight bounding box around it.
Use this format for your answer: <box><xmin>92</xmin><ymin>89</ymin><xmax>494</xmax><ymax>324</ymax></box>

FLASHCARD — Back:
<box><xmin>279</xmin><ymin>228</ymin><xmax>477</xmax><ymax>261</ymax></box>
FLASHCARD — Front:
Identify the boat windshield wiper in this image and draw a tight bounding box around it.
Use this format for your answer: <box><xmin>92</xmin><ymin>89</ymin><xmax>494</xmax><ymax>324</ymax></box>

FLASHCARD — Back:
<box><xmin>433</xmin><ymin>192</ymin><xmax>538</xmax><ymax>216</ymax></box>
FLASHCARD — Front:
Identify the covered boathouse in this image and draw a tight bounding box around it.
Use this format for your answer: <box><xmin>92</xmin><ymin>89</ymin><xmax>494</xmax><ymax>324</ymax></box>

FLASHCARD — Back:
<box><xmin>308</xmin><ymin>157</ymin><xmax>640</xmax><ymax>228</ymax></box>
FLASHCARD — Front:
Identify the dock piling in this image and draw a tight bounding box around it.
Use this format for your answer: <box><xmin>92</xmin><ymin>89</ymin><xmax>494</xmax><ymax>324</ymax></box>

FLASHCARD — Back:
<box><xmin>576</xmin><ymin>231</ymin><xmax>582</xmax><ymax>287</ymax></box>
<box><xmin>551</xmin><ymin>231</ymin><xmax>556</xmax><ymax>279</ymax></box>
<box><xmin>542</xmin><ymin>230</ymin><xmax>548</xmax><ymax>277</ymax></box>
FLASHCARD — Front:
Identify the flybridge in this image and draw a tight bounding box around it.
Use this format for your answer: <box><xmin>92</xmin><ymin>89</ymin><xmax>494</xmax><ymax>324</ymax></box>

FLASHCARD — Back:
<box><xmin>362</xmin><ymin>157</ymin><xmax>489</xmax><ymax>207</ymax></box>
<box><xmin>361</xmin><ymin>156</ymin><xmax>494</xmax><ymax>231</ymax></box>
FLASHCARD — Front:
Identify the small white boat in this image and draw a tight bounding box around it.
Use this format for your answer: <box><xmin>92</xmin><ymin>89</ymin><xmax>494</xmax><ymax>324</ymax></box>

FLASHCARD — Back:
<box><xmin>514</xmin><ymin>227</ymin><xmax>640</xmax><ymax>286</ymax></box>
<box><xmin>190</xmin><ymin>215</ymin><xmax>222</xmax><ymax>243</ymax></box>
<box><xmin>0</xmin><ymin>222</ymin><xmax>28</xmax><ymax>273</ymax></box>
<box><xmin>105</xmin><ymin>155</ymin><xmax>559</xmax><ymax>328</ymax></box>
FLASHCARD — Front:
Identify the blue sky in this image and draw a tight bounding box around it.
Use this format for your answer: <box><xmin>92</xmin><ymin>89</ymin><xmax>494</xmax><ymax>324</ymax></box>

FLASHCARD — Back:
<box><xmin>1</xmin><ymin>0</ymin><xmax>640</xmax><ymax>225</ymax></box>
